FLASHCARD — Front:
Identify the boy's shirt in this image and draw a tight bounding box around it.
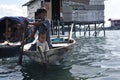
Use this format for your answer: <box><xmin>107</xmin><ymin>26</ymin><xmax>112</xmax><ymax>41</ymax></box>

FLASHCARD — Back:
<box><xmin>36</xmin><ymin>40</ymin><xmax>49</xmax><ymax>52</ymax></box>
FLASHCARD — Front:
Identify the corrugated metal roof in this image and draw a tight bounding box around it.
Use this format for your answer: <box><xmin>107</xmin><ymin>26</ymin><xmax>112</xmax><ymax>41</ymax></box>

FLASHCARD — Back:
<box><xmin>67</xmin><ymin>0</ymin><xmax>89</xmax><ymax>4</ymax></box>
<box><xmin>23</xmin><ymin>0</ymin><xmax>90</xmax><ymax>6</ymax></box>
<box><xmin>22</xmin><ymin>0</ymin><xmax>36</xmax><ymax>6</ymax></box>
<box><xmin>70</xmin><ymin>5</ymin><xmax>104</xmax><ymax>10</ymax></box>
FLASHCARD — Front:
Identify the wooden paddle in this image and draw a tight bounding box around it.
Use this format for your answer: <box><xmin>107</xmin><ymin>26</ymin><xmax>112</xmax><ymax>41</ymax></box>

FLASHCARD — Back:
<box><xmin>18</xmin><ymin>19</ymin><xmax>28</xmax><ymax>65</ymax></box>
<box><xmin>23</xmin><ymin>35</ymin><xmax>38</xmax><ymax>51</ymax></box>
<box><xmin>37</xmin><ymin>46</ymin><xmax>48</xmax><ymax>72</ymax></box>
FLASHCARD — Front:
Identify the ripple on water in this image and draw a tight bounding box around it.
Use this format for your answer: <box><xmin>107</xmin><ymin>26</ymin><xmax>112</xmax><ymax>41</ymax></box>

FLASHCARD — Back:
<box><xmin>70</xmin><ymin>64</ymin><xmax>106</xmax><ymax>79</ymax></box>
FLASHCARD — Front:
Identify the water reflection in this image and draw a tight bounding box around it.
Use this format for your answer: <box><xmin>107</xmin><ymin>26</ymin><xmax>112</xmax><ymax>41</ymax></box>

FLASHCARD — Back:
<box><xmin>22</xmin><ymin>61</ymin><xmax>75</xmax><ymax>80</ymax></box>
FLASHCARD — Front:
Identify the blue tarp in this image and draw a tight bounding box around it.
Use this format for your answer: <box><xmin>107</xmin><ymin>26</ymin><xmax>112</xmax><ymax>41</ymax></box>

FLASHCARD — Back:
<box><xmin>0</xmin><ymin>16</ymin><xmax>33</xmax><ymax>24</ymax></box>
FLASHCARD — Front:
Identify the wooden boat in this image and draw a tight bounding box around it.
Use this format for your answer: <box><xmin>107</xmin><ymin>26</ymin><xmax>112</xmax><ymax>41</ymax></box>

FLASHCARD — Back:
<box><xmin>23</xmin><ymin>23</ymin><xmax>75</xmax><ymax>65</ymax></box>
<box><xmin>0</xmin><ymin>41</ymin><xmax>21</xmax><ymax>58</ymax></box>
<box><xmin>0</xmin><ymin>16</ymin><xmax>30</xmax><ymax>58</ymax></box>
<box><xmin>23</xmin><ymin>36</ymin><xmax>75</xmax><ymax>64</ymax></box>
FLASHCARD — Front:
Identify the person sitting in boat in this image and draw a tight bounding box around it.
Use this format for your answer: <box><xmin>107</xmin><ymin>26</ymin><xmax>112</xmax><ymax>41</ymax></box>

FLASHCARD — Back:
<box><xmin>3</xmin><ymin>27</ymin><xmax>13</xmax><ymax>41</ymax></box>
<box><xmin>14</xmin><ymin>23</ymin><xmax>22</xmax><ymax>42</ymax></box>
<box><xmin>36</xmin><ymin>31</ymin><xmax>49</xmax><ymax>52</ymax></box>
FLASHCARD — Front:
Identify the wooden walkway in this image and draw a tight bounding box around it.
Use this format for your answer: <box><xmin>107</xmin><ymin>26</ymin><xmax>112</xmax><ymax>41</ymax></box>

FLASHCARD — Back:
<box><xmin>51</xmin><ymin>20</ymin><xmax>106</xmax><ymax>37</ymax></box>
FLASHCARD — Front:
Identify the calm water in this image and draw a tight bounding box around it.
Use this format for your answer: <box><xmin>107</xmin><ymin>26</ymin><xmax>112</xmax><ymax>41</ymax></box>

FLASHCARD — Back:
<box><xmin>0</xmin><ymin>30</ymin><xmax>120</xmax><ymax>80</ymax></box>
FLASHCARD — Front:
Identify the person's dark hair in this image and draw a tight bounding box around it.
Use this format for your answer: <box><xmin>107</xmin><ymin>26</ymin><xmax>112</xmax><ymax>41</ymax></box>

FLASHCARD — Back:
<box><xmin>36</xmin><ymin>8</ymin><xmax>47</xmax><ymax>14</ymax></box>
<box><xmin>38</xmin><ymin>31</ymin><xmax>46</xmax><ymax>36</ymax></box>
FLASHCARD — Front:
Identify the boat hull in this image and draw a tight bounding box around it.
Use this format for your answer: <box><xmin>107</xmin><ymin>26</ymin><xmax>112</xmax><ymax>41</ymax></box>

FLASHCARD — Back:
<box><xmin>0</xmin><ymin>45</ymin><xmax>21</xmax><ymax>58</ymax></box>
<box><xmin>24</xmin><ymin>39</ymin><xmax>75</xmax><ymax>65</ymax></box>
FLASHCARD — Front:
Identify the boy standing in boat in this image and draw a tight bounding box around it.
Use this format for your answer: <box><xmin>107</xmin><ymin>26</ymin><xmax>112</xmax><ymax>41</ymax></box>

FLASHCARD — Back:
<box><xmin>26</xmin><ymin>8</ymin><xmax>52</xmax><ymax>48</ymax></box>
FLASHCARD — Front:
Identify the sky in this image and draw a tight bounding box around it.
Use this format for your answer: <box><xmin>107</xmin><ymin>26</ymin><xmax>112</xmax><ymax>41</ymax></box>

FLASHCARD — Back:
<box><xmin>0</xmin><ymin>0</ymin><xmax>29</xmax><ymax>17</ymax></box>
<box><xmin>105</xmin><ymin>0</ymin><xmax>120</xmax><ymax>20</ymax></box>
<box><xmin>0</xmin><ymin>0</ymin><xmax>120</xmax><ymax>26</ymax></box>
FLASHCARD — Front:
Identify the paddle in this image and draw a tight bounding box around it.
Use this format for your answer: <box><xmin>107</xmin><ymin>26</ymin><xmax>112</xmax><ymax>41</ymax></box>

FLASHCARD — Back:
<box><xmin>23</xmin><ymin>35</ymin><xmax>38</xmax><ymax>51</ymax></box>
<box><xmin>18</xmin><ymin>19</ymin><xmax>28</xmax><ymax>65</ymax></box>
<box><xmin>38</xmin><ymin>46</ymin><xmax>48</xmax><ymax>72</ymax></box>
<box><xmin>69</xmin><ymin>23</ymin><xmax>74</xmax><ymax>40</ymax></box>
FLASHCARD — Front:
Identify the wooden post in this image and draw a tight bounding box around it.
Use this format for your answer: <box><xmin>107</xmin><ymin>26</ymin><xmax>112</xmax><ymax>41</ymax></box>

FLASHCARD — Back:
<box><xmin>57</xmin><ymin>20</ymin><xmax>60</xmax><ymax>38</ymax></box>
<box><xmin>88</xmin><ymin>24</ymin><xmax>90</xmax><ymax>37</ymax></box>
<box><xmin>61</xmin><ymin>22</ymin><xmax>64</xmax><ymax>35</ymax></box>
<box><xmin>103</xmin><ymin>23</ymin><xmax>106</xmax><ymax>36</ymax></box>
<box><xmin>79</xmin><ymin>24</ymin><xmax>81</xmax><ymax>36</ymax></box>
<box><xmin>5</xmin><ymin>19</ymin><xmax>8</xmax><ymax>40</ymax></box>
<box><xmin>94</xmin><ymin>23</ymin><xmax>97</xmax><ymax>37</ymax></box>
<box><xmin>51</xmin><ymin>20</ymin><xmax>54</xmax><ymax>35</ymax></box>
<box><xmin>84</xmin><ymin>25</ymin><xmax>86</xmax><ymax>36</ymax></box>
